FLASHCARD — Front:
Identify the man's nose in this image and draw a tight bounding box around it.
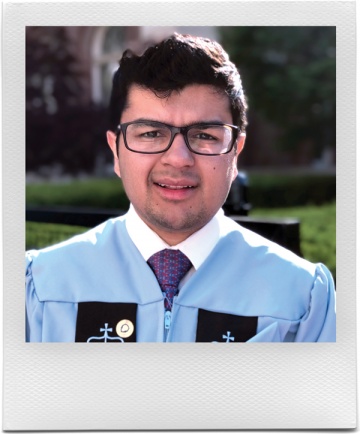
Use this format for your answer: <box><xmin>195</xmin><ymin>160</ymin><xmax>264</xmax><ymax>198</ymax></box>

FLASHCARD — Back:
<box><xmin>160</xmin><ymin>133</ymin><xmax>195</xmax><ymax>167</ymax></box>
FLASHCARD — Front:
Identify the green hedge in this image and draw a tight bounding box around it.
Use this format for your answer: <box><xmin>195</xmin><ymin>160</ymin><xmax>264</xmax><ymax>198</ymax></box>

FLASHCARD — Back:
<box><xmin>26</xmin><ymin>174</ymin><xmax>335</xmax><ymax>209</ymax></box>
<box><xmin>247</xmin><ymin>174</ymin><xmax>335</xmax><ymax>208</ymax></box>
<box><xmin>26</xmin><ymin>178</ymin><xmax>129</xmax><ymax>210</ymax></box>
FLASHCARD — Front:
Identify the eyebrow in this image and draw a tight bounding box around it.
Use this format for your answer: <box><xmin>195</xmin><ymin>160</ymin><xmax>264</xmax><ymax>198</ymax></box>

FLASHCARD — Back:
<box><xmin>124</xmin><ymin>118</ymin><xmax>228</xmax><ymax>127</ymax></box>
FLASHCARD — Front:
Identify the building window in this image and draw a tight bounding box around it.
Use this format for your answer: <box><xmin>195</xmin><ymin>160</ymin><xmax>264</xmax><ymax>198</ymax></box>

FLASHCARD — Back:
<box><xmin>91</xmin><ymin>26</ymin><xmax>218</xmax><ymax>106</ymax></box>
<box><xmin>91</xmin><ymin>27</ymin><xmax>126</xmax><ymax>106</ymax></box>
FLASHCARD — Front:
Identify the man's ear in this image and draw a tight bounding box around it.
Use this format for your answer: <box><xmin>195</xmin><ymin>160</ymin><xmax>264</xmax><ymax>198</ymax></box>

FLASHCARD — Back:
<box><xmin>106</xmin><ymin>130</ymin><xmax>121</xmax><ymax>178</ymax></box>
<box><xmin>231</xmin><ymin>133</ymin><xmax>246</xmax><ymax>181</ymax></box>
<box><xmin>236</xmin><ymin>133</ymin><xmax>246</xmax><ymax>157</ymax></box>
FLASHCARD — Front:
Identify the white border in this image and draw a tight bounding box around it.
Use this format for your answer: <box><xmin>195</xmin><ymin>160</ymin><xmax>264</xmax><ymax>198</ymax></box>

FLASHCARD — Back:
<box><xmin>2</xmin><ymin>1</ymin><xmax>357</xmax><ymax>431</ymax></box>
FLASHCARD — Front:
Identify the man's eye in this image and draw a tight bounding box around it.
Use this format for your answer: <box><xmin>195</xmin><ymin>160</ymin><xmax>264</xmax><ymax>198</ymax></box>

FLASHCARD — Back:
<box><xmin>137</xmin><ymin>128</ymin><xmax>170</xmax><ymax>140</ymax></box>
<box><xmin>190</xmin><ymin>131</ymin><xmax>219</xmax><ymax>141</ymax></box>
<box><xmin>196</xmin><ymin>132</ymin><xmax>216</xmax><ymax>140</ymax></box>
<box><xmin>141</xmin><ymin>130</ymin><xmax>161</xmax><ymax>138</ymax></box>
<box><xmin>128</xmin><ymin>123</ymin><xmax>168</xmax><ymax>140</ymax></box>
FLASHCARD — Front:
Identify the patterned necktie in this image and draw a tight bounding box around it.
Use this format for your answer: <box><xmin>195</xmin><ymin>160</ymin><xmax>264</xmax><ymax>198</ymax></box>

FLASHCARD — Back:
<box><xmin>147</xmin><ymin>249</ymin><xmax>192</xmax><ymax>311</ymax></box>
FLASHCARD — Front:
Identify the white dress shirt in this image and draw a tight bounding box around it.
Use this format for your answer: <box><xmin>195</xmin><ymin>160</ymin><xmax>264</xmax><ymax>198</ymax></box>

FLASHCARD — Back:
<box><xmin>125</xmin><ymin>204</ymin><xmax>224</xmax><ymax>286</ymax></box>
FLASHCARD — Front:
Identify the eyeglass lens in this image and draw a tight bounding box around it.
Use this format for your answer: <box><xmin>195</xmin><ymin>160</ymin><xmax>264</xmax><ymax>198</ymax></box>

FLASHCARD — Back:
<box><xmin>125</xmin><ymin>122</ymin><xmax>233</xmax><ymax>154</ymax></box>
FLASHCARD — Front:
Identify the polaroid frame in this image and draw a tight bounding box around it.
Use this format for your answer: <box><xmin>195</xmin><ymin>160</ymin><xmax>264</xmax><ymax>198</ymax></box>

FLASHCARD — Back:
<box><xmin>3</xmin><ymin>0</ymin><xmax>357</xmax><ymax>430</ymax></box>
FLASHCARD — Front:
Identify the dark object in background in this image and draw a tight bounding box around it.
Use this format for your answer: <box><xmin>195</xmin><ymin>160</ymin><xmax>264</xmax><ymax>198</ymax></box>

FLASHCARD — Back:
<box><xmin>231</xmin><ymin>215</ymin><xmax>302</xmax><ymax>257</ymax></box>
<box><xmin>222</xmin><ymin>172</ymin><xmax>301</xmax><ymax>256</ymax></box>
<box><xmin>223</xmin><ymin>172</ymin><xmax>301</xmax><ymax>256</ymax></box>
<box><xmin>223</xmin><ymin>172</ymin><xmax>252</xmax><ymax>216</ymax></box>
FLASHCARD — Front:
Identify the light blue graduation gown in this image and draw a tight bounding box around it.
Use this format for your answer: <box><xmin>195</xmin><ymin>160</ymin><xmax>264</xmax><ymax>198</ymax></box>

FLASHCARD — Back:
<box><xmin>25</xmin><ymin>215</ymin><xmax>336</xmax><ymax>342</ymax></box>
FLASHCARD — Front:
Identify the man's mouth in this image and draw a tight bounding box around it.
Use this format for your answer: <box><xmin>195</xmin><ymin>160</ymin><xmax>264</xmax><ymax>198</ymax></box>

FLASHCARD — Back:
<box><xmin>156</xmin><ymin>183</ymin><xmax>195</xmax><ymax>190</ymax></box>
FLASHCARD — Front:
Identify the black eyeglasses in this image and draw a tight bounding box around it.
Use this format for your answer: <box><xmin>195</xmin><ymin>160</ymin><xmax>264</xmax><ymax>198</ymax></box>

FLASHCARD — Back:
<box><xmin>116</xmin><ymin>120</ymin><xmax>239</xmax><ymax>156</ymax></box>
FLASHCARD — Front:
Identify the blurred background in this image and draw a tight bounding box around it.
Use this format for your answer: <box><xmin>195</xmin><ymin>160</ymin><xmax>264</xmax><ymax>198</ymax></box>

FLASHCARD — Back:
<box><xmin>26</xmin><ymin>26</ymin><xmax>336</xmax><ymax>278</ymax></box>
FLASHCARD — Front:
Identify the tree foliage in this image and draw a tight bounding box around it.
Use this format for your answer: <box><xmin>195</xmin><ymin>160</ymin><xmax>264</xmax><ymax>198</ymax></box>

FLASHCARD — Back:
<box><xmin>26</xmin><ymin>27</ymin><xmax>111</xmax><ymax>175</ymax></box>
<box><xmin>26</xmin><ymin>27</ymin><xmax>84</xmax><ymax>115</ymax></box>
<box><xmin>219</xmin><ymin>27</ymin><xmax>336</xmax><ymax>157</ymax></box>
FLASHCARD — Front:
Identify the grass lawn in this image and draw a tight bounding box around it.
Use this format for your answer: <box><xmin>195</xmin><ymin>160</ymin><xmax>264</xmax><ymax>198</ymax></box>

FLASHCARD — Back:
<box><xmin>26</xmin><ymin>222</ymin><xmax>89</xmax><ymax>251</ymax></box>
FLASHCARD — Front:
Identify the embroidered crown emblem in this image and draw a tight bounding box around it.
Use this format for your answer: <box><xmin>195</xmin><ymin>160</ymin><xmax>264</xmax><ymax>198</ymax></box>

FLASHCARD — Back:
<box><xmin>87</xmin><ymin>323</ymin><xmax>124</xmax><ymax>343</ymax></box>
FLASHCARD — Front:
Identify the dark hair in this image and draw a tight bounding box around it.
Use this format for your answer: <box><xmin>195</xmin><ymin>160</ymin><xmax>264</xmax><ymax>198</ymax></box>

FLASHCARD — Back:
<box><xmin>109</xmin><ymin>33</ymin><xmax>248</xmax><ymax>132</ymax></box>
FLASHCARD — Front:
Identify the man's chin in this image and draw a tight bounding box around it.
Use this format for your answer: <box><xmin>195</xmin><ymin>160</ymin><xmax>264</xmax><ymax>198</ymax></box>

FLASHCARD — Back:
<box><xmin>144</xmin><ymin>209</ymin><xmax>209</xmax><ymax>243</ymax></box>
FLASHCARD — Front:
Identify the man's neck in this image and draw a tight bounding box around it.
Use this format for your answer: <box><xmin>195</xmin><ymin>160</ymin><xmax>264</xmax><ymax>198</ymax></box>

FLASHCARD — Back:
<box><xmin>133</xmin><ymin>208</ymin><xmax>211</xmax><ymax>246</ymax></box>
<box><xmin>125</xmin><ymin>204</ymin><xmax>224</xmax><ymax>270</ymax></box>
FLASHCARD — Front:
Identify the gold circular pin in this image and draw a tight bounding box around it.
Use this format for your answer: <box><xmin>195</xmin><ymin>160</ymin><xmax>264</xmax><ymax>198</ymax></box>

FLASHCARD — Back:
<box><xmin>116</xmin><ymin>319</ymin><xmax>134</xmax><ymax>338</ymax></box>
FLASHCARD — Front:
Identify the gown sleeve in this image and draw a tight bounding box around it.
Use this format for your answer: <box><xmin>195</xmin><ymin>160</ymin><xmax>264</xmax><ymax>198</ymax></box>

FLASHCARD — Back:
<box><xmin>294</xmin><ymin>263</ymin><xmax>336</xmax><ymax>342</ymax></box>
<box><xmin>25</xmin><ymin>251</ymin><xmax>44</xmax><ymax>342</ymax></box>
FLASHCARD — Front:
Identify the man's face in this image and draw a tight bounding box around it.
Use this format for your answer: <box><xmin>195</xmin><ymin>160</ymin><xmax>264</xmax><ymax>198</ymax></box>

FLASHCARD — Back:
<box><xmin>107</xmin><ymin>84</ymin><xmax>245</xmax><ymax>245</ymax></box>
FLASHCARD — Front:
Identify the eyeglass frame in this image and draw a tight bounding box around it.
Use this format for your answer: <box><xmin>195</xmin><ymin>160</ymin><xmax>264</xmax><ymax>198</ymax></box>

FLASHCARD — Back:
<box><xmin>115</xmin><ymin>120</ymin><xmax>240</xmax><ymax>156</ymax></box>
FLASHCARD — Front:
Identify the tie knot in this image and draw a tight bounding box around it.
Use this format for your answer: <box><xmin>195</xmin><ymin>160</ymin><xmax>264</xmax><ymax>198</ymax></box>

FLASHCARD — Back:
<box><xmin>148</xmin><ymin>249</ymin><xmax>192</xmax><ymax>311</ymax></box>
<box><xmin>148</xmin><ymin>249</ymin><xmax>192</xmax><ymax>288</ymax></box>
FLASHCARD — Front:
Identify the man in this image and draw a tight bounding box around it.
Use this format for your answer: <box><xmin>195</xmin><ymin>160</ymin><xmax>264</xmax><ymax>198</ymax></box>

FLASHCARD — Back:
<box><xmin>26</xmin><ymin>33</ymin><xmax>336</xmax><ymax>342</ymax></box>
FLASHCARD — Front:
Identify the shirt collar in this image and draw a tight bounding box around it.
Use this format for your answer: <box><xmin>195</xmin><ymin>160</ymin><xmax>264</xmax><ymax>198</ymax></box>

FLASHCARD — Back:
<box><xmin>125</xmin><ymin>204</ymin><xmax>223</xmax><ymax>270</ymax></box>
